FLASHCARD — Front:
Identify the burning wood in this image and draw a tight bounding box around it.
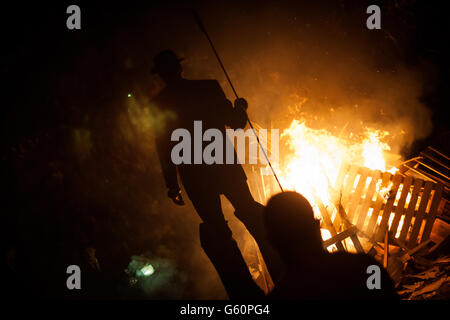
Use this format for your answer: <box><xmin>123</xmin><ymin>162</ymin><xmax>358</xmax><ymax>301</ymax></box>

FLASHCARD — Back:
<box><xmin>245</xmin><ymin>120</ymin><xmax>448</xmax><ymax>298</ymax></box>
<box><xmin>246</xmin><ymin>120</ymin><xmax>444</xmax><ymax>251</ymax></box>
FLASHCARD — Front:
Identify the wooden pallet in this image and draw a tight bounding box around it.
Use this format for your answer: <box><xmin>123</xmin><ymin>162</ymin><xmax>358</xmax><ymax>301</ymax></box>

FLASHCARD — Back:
<box><xmin>245</xmin><ymin>164</ymin><xmax>366</xmax><ymax>253</ymax></box>
<box><xmin>245</xmin><ymin>160</ymin><xmax>444</xmax><ymax>260</ymax></box>
<box><xmin>328</xmin><ymin>163</ymin><xmax>444</xmax><ymax>249</ymax></box>
<box><xmin>399</xmin><ymin>146</ymin><xmax>450</xmax><ymax>223</ymax></box>
<box><xmin>399</xmin><ymin>146</ymin><xmax>450</xmax><ymax>193</ymax></box>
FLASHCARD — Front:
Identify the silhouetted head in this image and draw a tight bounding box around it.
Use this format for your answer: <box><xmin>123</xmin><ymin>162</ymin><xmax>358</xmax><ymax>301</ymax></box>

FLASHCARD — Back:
<box><xmin>264</xmin><ymin>192</ymin><xmax>324</xmax><ymax>265</ymax></box>
<box><xmin>151</xmin><ymin>50</ymin><xmax>184</xmax><ymax>84</ymax></box>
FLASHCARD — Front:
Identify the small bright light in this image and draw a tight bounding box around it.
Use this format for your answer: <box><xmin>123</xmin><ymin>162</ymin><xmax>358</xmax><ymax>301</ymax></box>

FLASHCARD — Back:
<box><xmin>127</xmin><ymin>93</ymin><xmax>132</xmax><ymax>98</ymax></box>
<box><xmin>140</xmin><ymin>264</ymin><xmax>154</xmax><ymax>276</ymax></box>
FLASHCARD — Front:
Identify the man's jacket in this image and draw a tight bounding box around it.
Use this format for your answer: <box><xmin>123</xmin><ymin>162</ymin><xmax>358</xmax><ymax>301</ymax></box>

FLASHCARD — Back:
<box><xmin>153</xmin><ymin>79</ymin><xmax>248</xmax><ymax>192</ymax></box>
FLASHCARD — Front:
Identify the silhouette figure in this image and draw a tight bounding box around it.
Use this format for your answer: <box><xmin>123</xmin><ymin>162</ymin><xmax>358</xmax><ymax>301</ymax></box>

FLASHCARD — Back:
<box><xmin>152</xmin><ymin>50</ymin><xmax>281</xmax><ymax>299</ymax></box>
<box><xmin>264</xmin><ymin>191</ymin><xmax>399</xmax><ymax>299</ymax></box>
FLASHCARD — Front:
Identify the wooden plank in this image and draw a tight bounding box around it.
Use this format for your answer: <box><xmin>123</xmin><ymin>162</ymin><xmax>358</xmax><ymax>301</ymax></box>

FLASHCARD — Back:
<box><xmin>420</xmin><ymin>150</ymin><xmax>450</xmax><ymax>171</ymax></box>
<box><xmin>322</xmin><ymin>226</ymin><xmax>357</xmax><ymax>248</ymax></box>
<box><xmin>403</xmin><ymin>163</ymin><xmax>450</xmax><ymax>189</ymax></box>
<box><xmin>428</xmin><ymin>146</ymin><xmax>450</xmax><ymax>161</ymax></box>
<box><xmin>250</xmin><ymin>166</ymin><xmax>265</xmax><ymax>203</ymax></box>
<box><xmin>350</xmin><ymin>197</ymin><xmax>432</xmax><ymax>219</ymax></box>
<box><xmin>416</xmin><ymin>158</ymin><xmax>450</xmax><ymax>180</ymax></box>
<box><xmin>315</xmin><ymin>196</ymin><xmax>345</xmax><ymax>251</ymax></box>
<box><xmin>408</xmin><ymin>181</ymin><xmax>434</xmax><ymax>247</ymax></box>
<box><xmin>400</xmin><ymin>239</ymin><xmax>432</xmax><ymax>263</ymax></box>
<box><xmin>316</xmin><ymin>196</ymin><xmax>335</xmax><ymax>234</ymax></box>
<box><xmin>333</xmin><ymin>165</ymin><xmax>359</xmax><ymax>230</ymax></box>
<box><xmin>334</xmin><ymin>162</ymin><xmax>350</xmax><ymax>198</ymax></box>
<box><xmin>337</xmin><ymin>202</ymin><xmax>352</xmax><ymax>228</ymax></box>
<box><xmin>375</xmin><ymin>174</ymin><xmax>402</xmax><ymax>241</ymax></box>
<box><xmin>342</xmin><ymin>165</ymin><xmax>360</xmax><ymax>209</ymax></box>
<box><xmin>346</xmin><ymin>167</ymin><xmax>370</xmax><ymax>224</ymax></box>
<box><xmin>332</xmin><ymin>202</ymin><xmax>343</xmax><ymax>231</ymax></box>
<box><xmin>421</xmin><ymin>183</ymin><xmax>444</xmax><ymax>242</ymax></box>
<box><xmin>254</xmin><ymin>239</ymin><xmax>273</xmax><ymax>294</ymax></box>
<box><xmin>389</xmin><ymin>176</ymin><xmax>413</xmax><ymax>238</ymax></box>
<box><xmin>383</xmin><ymin>230</ymin><xmax>389</xmax><ymax>269</ymax></box>
<box><xmin>331</xmin><ymin>163</ymin><xmax>350</xmax><ymax>230</ymax></box>
<box><xmin>398</xmin><ymin>178</ymin><xmax>423</xmax><ymax>243</ymax></box>
<box><xmin>259</xmin><ymin>167</ymin><xmax>268</xmax><ymax>201</ymax></box>
<box><xmin>365</xmin><ymin>171</ymin><xmax>392</xmax><ymax>237</ymax></box>
<box><xmin>356</xmin><ymin>170</ymin><xmax>380</xmax><ymax>230</ymax></box>
<box><xmin>350</xmin><ymin>234</ymin><xmax>365</xmax><ymax>254</ymax></box>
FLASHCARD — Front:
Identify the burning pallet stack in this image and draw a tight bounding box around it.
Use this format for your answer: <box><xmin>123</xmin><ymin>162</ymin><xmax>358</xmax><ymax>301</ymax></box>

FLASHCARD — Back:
<box><xmin>245</xmin><ymin>146</ymin><xmax>449</xmax><ymax>297</ymax></box>
<box><xmin>247</xmin><ymin>160</ymin><xmax>445</xmax><ymax>253</ymax></box>
<box><xmin>322</xmin><ymin>162</ymin><xmax>444</xmax><ymax>258</ymax></box>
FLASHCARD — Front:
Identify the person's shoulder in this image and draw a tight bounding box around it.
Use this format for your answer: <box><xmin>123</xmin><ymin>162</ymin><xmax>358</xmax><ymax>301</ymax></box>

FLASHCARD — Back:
<box><xmin>332</xmin><ymin>250</ymin><xmax>376</xmax><ymax>261</ymax></box>
<box><xmin>351</xmin><ymin>252</ymin><xmax>381</xmax><ymax>266</ymax></box>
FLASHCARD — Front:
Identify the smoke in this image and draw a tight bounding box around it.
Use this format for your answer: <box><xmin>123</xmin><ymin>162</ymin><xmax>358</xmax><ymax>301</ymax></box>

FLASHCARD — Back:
<box><xmin>112</xmin><ymin>93</ymin><xmax>229</xmax><ymax>299</ymax></box>
<box><xmin>175</xmin><ymin>1</ymin><xmax>433</xmax><ymax>159</ymax></box>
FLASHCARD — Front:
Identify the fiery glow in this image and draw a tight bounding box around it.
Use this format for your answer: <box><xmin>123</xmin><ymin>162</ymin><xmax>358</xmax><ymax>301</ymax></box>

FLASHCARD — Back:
<box><xmin>361</xmin><ymin>130</ymin><xmax>391</xmax><ymax>171</ymax></box>
<box><xmin>265</xmin><ymin>119</ymin><xmax>405</xmax><ymax>248</ymax></box>
<box><xmin>276</xmin><ymin>119</ymin><xmax>395</xmax><ymax>220</ymax></box>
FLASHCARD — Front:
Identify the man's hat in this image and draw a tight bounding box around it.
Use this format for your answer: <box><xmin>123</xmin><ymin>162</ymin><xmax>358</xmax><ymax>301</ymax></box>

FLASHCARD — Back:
<box><xmin>151</xmin><ymin>50</ymin><xmax>184</xmax><ymax>74</ymax></box>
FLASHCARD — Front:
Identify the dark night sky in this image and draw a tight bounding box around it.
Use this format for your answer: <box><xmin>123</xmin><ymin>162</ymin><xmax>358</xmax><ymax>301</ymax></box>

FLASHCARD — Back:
<box><xmin>1</xmin><ymin>0</ymin><xmax>449</xmax><ymax>153</ymax></box>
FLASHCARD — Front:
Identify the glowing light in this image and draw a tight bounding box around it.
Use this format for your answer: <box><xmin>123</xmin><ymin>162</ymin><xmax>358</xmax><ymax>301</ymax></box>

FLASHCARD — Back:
<box><xmin>128</xmin><ymin>93</ymin><xmax>132</xmax><ymax>98</ymax></box>
<box><xmin>139</xmin><ymin>264</ymin><xmax>155</xmax><ymax>277</ymax></box>
<box><xmin>277</xmin><ymin>119</ymin><xmax>396</xmax><ymax>219</ymax></box>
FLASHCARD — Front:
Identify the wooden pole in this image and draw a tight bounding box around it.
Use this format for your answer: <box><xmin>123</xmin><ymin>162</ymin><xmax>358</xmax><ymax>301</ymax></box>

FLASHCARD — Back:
<box><xmin>383</xmin><ymin>230</ymin><xmax>389</xmax><ymax>269</ymax></box>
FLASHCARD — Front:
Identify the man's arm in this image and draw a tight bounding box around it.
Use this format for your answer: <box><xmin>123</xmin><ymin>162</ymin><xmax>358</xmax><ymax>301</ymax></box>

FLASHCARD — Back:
<box><xmin>210</xmin><ymin>80</ymin><xmax>248</xmax><ymax>129</ymax></box>
<box><xmin>155</xmin><ymin>130</ymin><xmax>184</xmax><ymax>205</ymax></box>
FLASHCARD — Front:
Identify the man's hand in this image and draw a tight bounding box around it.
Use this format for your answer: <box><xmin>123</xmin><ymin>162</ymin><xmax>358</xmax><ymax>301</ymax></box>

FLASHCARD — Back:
<box><xmin>168</xmin><ymin>187</ymin><xmax>185</xmax><ymax>206</ymax></box>
<box><xmin>234</xmin><ymin>98</ymin><xmax>248</xmax><ymax>111</ymax></box>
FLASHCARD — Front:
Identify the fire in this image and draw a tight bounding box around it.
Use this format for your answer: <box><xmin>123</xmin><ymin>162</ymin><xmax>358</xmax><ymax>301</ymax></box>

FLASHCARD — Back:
<box><xmin>276</xmin><ymin>119</ymin><xmax>396</xmax><ymax>221</ymax></box>
<box><xmin>361</xmin><ymin>129</ymin><xmax>391</xmax><ymax>172</ymax></box>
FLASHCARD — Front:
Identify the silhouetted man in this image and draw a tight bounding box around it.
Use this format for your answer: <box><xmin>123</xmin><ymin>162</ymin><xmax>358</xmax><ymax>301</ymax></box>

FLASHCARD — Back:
<box><xmin>152</xmin><ymin>50</ymin><xmax>280</xmax><ymax>299</ymax></box>
<box><xmin>263</xmin><ymin>191</ymin><xmax>398</xmax><ymax>299</ymax></box>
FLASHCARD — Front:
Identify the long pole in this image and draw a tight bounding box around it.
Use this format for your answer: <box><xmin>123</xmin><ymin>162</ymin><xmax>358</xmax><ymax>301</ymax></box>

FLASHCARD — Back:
<box><xmin>192</xmin><ymin>10</ymin><xmax>284</xmax><ymax>192</ymax></box>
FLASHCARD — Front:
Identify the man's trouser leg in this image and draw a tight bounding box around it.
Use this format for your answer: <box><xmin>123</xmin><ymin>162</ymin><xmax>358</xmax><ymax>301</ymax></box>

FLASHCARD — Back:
<box><xmin>186</xmin><ymin>187</ymin><xmax>263</xmax><ymax>299</ymax></box>
<box><xmin>199</xmin><ymin>221</ymin><xmax>264</xmax><ymax>299</ymax></box>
